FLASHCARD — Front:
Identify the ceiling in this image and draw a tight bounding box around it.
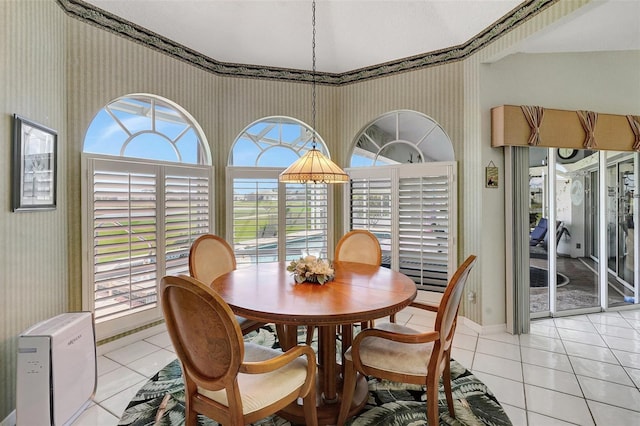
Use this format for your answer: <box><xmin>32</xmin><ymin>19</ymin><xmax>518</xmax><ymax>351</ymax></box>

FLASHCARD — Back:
<box><xmin>83</xmin><ymin>0</ymin><xmax>639</xmax><ymax>74</ymax></box>
<box><xmin>511</xmin><ymin>0</ymin><xmax>640</xmax><ymax>59</ymax></box>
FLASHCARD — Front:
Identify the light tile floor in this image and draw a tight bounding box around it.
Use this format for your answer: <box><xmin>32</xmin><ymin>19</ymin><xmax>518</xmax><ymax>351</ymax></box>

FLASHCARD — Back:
<box><xmin>73</xmin><ymin>304</ymin><xmax>640</xmax><ymax>425</ymax></box>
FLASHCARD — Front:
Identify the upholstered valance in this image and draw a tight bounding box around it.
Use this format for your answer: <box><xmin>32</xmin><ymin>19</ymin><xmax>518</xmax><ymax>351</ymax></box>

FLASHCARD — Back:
<box><xmin>520</xmin><ymin>105</ymin><xmax>545</xmax><ymax>146</ymax></box>
<box><xmin>492</xmin><ymin>105</ymin><xmax>637</xmax><ymax>151</ymax></box>
<box><xmin>628</xmin><ymin>115</ymin><xmax>640</xmax><ymax>151</ymax></box>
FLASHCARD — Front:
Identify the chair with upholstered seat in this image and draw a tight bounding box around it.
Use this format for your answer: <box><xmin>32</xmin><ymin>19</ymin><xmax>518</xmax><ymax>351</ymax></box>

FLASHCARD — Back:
<box><xmin>530</xmin><ymin>217</ymin><xmax>548</xmax><ymax>246</ymax></box>
<box><xmin>189</xmin><ymin>234</ymin><xmax>264</xmax><ymax>335</ymax></box>
<box><xmin>330</xmin><ymin>229</ymin><xmax>383</xmax><ymax>345</ymax></box>
<box><xmin>160</xmin><ymin>274</ymin><xmax>318</xmax><ymax>426</ymax></box>
<box><xmin>337</xmin><ymin>255</ymin><xmax>477</xmax><ymax>426</ymax></box>
<box><xmin>301</xmin><ymin>230</ymin><xmax>383</xmax><ymax>346</ymax></box>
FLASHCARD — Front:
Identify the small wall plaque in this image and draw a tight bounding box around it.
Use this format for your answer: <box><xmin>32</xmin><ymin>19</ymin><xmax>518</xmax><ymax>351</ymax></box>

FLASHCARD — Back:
<box><xmin>486</xmin><ymin>161</ymin><xmax>498</xmax><ymax>188</ymax></box>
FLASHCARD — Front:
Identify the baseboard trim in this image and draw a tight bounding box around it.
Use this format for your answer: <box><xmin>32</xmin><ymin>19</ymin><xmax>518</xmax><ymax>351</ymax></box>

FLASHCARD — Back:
<box><xmin>97</xmin><ymin>322</ymin><xmax>167</xmax><ymax>356</ymax></box>
<box><xmin>1</xmin><ymin>410</ymin><xmax>16</xmax><ymax>426</ymax></box>
<box><xmin>461</xmin><ymin>317</ymin><xmax>508</xmax><ymax>335</ymax></box>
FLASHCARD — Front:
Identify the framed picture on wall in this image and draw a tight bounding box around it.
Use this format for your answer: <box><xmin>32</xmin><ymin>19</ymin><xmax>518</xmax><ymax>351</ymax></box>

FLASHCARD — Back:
<box><xmin>485</xmin><ymin>162</ymin><xmax>499</xmax><ymax>188</ymax></box>
<box><xmin>12</xmin><ymin>114</ymin><xmax>57</xmax><ymax>211</ymax></box>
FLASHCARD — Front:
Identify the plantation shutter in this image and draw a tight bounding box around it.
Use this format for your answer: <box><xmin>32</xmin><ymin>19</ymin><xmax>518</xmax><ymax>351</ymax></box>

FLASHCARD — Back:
<box><xmin>164</xmin><ymin>166</ymin><xmax>211</xmax><ymax>276</ymax></box>
<box><xmin>91</xmin><ymin>160</ymin><xmax>158</xmax><ymax>321</ymax></box>
<box><xmin>346</xmin><ymin>162</ymin><xmax>457</xmax><ymax>291</ymax></box>
<box><xmin>349</xmin><ymin>177</ymin><xmax>393</xmax><ymax>264</ymax></box>
<box><xmin>398</xmin><ymin>165</ymin><xmax>455</xmax><ymax>291</ymax></box>
<box><xmin>87</xmin><ymin>158</ymin><xmax>212</xmax><ymax>324</ymax></box>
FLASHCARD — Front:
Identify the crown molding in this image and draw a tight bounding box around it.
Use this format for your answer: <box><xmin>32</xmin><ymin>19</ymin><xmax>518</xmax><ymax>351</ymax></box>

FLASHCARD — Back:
<box><xmin>58</xmin><ymin>0</ymin><xmax>558</xmax><ymax>85</ymax></box>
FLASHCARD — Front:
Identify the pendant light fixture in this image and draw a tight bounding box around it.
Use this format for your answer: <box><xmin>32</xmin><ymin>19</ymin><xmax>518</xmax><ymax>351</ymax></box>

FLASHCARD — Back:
<box><xmin>279</xmin><ymin>0</ymin><xmax>349</xmax><ymax>184</ymax></box>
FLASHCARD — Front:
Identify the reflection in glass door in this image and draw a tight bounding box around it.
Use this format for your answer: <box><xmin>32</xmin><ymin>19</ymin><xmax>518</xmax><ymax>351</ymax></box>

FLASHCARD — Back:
<box><xmin>528</xmin><ymin>147</ymin><xmax>549</xmax><ymax>315</ymax></box>
<box><xmin>555</xmin><ymin>150</ymin><xmax>599</xmax><ymax>314</ymax></box>
<box><xmin>529</xmin><ymin>149</ymin><xmax>640</xmax><ymax>317</ymax></box>
<box><xmin>605</xmin><ymin>153</ymin><xmax>638</xmax><ymax>307</ymax></box>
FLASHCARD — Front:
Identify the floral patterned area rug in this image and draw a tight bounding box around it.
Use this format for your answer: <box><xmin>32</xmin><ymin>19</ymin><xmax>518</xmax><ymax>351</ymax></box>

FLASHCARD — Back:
<box><xmin>118</xmin><ymin>325</ymin><xmax>512</xmax><ymax>426</ymax></box>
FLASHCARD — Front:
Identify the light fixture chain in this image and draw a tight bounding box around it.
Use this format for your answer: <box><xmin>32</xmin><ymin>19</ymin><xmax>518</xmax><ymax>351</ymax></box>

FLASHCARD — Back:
<box><xmin>311</xmin><ymin>0</ymin><xmax>317</xmax><ymax>148</ymax></box>
<box><xmin>279</xmin><ymin>0</ymin><xmax>348</xmax><ymax>184</ymax></box>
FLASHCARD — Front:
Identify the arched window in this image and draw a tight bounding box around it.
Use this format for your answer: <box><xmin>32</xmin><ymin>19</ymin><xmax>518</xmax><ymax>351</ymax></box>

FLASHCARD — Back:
<box><xmin>227</xmin><ymin>116</ymin><xmax>333</xmax><ymax>263</ymax></box>
<box><xmin>351</xmin><ymin>110</ymin><xmax>454</xmax><ymax>166</ymax></box>
<box><xmin>84</xmin><ymin>95</ymin><xmax>210</xmax><ymax>164</ymax></box>
<box><xmin>346</xmin><ymin>110</ymin><xmax>457</xmax><ymax>292</ymax></box>
<box><xmin>82</xmin><ymin>94</ymin><xmax>212</xmax><ymax>338</ymax></box>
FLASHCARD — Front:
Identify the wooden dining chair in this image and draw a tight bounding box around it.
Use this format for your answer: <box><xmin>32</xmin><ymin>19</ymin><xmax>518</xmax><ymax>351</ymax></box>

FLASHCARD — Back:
<box><xmin>160</xmin><ymin>274</ymin><xmax>318</xmax><ymax>426</ymax></box>
<box><xmin>334</xmin><ymin>229</ymin><xmax>382</xmax><ymax>266</ymax></box>
<box><xmin>189</xmin><ymin>234</ymin><xmax>264</xmax><ymax>335</ymax></box>
<box><xmin>334</xmin><ymin>229</ymin><xmax>383</xmax><ymax>334</ymax></box>
<box><xmin>294</xmin><ymin>230</ymin><xmax>383</xmax><ymax>346</ymax></box>
<box><xmin>337</xmin><ymin>255</ymin><xmax>477</xmax><ymax>426</ymax></box>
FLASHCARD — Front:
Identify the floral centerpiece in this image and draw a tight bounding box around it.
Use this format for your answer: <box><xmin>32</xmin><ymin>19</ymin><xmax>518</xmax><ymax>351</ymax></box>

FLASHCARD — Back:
<box><xmin>287</xmin><ymin>255</ymin><xmax>335</xmax><ymax>285</ymax></box>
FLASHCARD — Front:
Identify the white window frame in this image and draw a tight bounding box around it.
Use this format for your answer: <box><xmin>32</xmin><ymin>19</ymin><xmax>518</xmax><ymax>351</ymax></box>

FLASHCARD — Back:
<box><xmin>82</xmin><ymin>156</ymin><xmax>213</xmax><ymax>340</ymax></box>
<box><xmin>345</xmin><ymin>162</ymin><xmax>457</xmax><ymax>291</ymax></box>
<box><xmin>227</xmin><ymin>116</ymin><xmax>336</xmax><ymax>263</ymax></box>
<box><xmin>225</xmin><ymin>166</ymin><xmax>335</xmax><ymax>262</ymax></box>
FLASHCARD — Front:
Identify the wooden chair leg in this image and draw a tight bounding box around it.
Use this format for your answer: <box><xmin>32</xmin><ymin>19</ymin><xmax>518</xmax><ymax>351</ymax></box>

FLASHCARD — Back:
<box><xmin>305</xmin><ymin>325</ymin><xmax>315</xmax><ymax>345</ymax></box>
<box><xmin>443</xmin><ymin>359</ymin><xmax>455</xmax><ymax>418</ymax></box>
<box><xmin>183</xmin><ymin>376</ymin><xmax>198</xmax><ymax>426</ymax></box>
<box><xmin>302</xmin><ymin>381</ymin><xmax>318</xmax><ymax>426</ymax></box>
<box><xmin>337</xmin><ymin>360</ymin><xmax>357</xmax><ymax>426</ymax></box>
<box><xmin>426</xmin><ymin>375</ymin><xmax>439</xmax><ymax>426</ymax></box>
<box><xmin>340</xmin><ymin>324</ymin><xmax>353</xmax><ymax>378</ymax></box>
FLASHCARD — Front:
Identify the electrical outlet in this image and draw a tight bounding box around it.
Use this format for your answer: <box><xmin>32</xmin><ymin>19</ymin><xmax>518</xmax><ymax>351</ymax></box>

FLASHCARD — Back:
<box><xmin>576</xmin><ymin>243</ymin><xmax>581</xmax><ymax>249</ymax></box>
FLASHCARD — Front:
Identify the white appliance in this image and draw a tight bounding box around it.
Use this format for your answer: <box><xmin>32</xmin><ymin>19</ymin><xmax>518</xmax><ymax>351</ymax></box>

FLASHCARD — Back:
<box><xmin>17</xmin><ymin>312</ymin><xmax>97</xmax><ymax>426</ymax></box>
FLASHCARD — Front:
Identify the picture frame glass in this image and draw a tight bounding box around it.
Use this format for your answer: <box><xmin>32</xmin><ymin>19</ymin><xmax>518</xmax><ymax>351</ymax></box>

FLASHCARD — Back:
<box><xmin>13</xmin><ymin>115</ymin><xmax>57</xmax><ymax>211</ymax></box>
<box><xmin>486</xmin><ymin>166</ymin><xmax>499</xmax><ymax>188</ymax></box>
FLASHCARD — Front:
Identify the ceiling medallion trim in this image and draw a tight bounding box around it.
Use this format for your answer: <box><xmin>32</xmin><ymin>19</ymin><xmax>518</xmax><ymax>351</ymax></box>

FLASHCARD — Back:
<box><xmin>59</xmin><ymin>0</ymin><xmax>557</xmax><ymax>86</ymax></box>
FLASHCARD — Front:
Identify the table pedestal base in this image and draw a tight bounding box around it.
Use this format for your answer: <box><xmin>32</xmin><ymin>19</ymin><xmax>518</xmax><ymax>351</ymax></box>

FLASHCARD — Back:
<box><xmin>279</xmin><ymin>372</ymin><xmax>368</xmax><ymax>426</ymax></box>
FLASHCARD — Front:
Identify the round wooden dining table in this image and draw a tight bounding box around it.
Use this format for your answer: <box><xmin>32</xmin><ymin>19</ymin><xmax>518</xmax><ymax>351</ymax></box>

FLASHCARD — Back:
<box><xmin>211</xmin><ymin>260</ymin><xmax>417</xmax><ymax>425</ymax></box>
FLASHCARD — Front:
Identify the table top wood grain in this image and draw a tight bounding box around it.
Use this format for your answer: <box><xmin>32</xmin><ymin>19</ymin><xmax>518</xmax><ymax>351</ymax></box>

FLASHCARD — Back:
<box><xmin>211</xmin><ymin>260</ymin><xmax>417</xmax><ymax>326</ymax></box>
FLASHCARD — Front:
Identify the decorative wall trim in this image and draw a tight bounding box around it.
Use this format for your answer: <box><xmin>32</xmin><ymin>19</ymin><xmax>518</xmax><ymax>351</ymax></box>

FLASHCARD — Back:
<box><xmin>58</xmin><ymin>0</ymin><xmax>558</xmax><ymax>85</ymax></box>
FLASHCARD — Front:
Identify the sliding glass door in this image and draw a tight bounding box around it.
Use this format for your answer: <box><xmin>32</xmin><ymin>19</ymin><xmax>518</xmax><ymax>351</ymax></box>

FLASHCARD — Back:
<box><xmin>605</xmin><ymin>153</ymin><xmax>638</xmax><ymax>307</ymax></box>
<box><xmin>528</xmin><ymin>148</ymin><xmax>639</xmax><ymax>317</ymax></box>
<box><xmin>529</xmin><ymin>147</ymin><xmax>550</xmax><ymax>315</ymax></box>
<box><xmin>554</xmin><ymin>150</ymin><xmax>599</xmax><ymax>314</ymax></box>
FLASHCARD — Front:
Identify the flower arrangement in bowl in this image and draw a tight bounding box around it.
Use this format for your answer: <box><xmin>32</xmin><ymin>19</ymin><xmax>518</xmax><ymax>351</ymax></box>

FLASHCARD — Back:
<box><xmin>287</xmin><ymin>255</ymin><xmax>335</xmax><ymax>285</ymax></box>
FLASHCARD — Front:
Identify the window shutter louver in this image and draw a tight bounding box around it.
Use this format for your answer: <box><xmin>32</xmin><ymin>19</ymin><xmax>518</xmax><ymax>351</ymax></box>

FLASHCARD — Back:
<box><xmin>347</xmin><ymin>163</ymin><xmax>456</xmax><ymax>292</ymax></box>
<box><xmin>164</xmin><ymin>169</ymin><xmax>211</xmax><ymax>276</ymax></box>
<box><xmin>349</xmin><ymin>177</ymin><xmax>393</xmax><ymax>264</ymax></box>
<box><xmin>92</xmin><ymin>167</ymin><xmax>158</xmax><ymax>321</ymax></box>
<box><xmin>398</xmin><ymin>172</ymin><xmax>452</xmax><ymax>291</ymax></box>
<box><xmin>89</xmin><ymin>159</ymin><xmax>211</xmax><ymax>323</ymax></box>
